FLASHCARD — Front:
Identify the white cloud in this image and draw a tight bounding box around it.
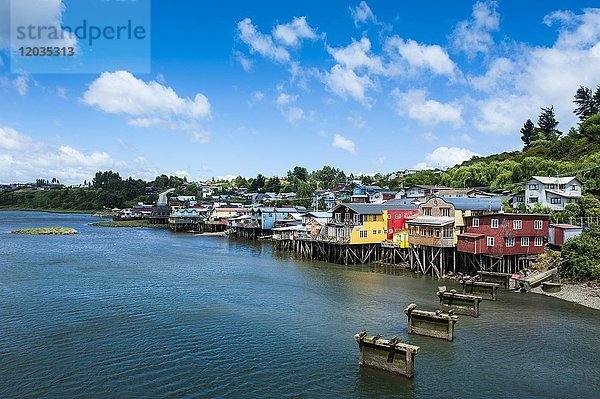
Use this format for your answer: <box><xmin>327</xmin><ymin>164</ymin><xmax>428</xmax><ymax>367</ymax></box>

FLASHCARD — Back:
<box><xmin>332</xmin><ymin>133</ymin><xmax>356</xmax><ymax>154</ymax></box>
<box><xmin>56</xmin><ymin>86</ymin><xmax>67</xmax><ymax>99</ymax></box>
<box><xmin>351</xmin><ymin>1</ymin><xmax>377</xmax><ymax>26</ymax></box>
<box><xmin>13</xmin><ymin>75</ymin><xmax>28</xmax><ymax>96</ymax></box>
<box><xmin>248</xmin><ymin>90</ymin><xmax>264</xmax><ymax>107</ymax></box>
<box><xmin>273</xmin><ymin>16</ymin><xmax>318</xmax><ymax>47</ymax></box>
<box><xmin>1</xmin><ymin>0</ymin><xmax>77</xmax><ymax>50</ymax></box>
<box><xmin>451</xmin><ymin>0</ymin><xmax>499</xmax><ymax>57</ymax></box>
<box><xmin>347</xmin><ymin>115</ymin><xmax>366</xmax><ymax>129</ymax></box>
<box><xmin>420</xmin><ymin>146</ymin><xmax>480</xmax><ymax>169</ymax></box>
<box><xmin>327</xmin><ymin>37</ymin><xmax>384</xmax><ymax>74</ymax></box>
<box><xmin>471</xmin><ymin>8</ymin><xmax>600</xmax><ymax>135</ymax></box>
<box><xmin>190</xmin><ymin>131</ymin><xmax>210</xmax><ymax>143</ymax></box>
<box><xmin>234</xmin><ymin>50</ymin><xmax>254</xmax><ymax>71</ymax></box>
<box><xmin>325</xmin><ymin>64</ymin><xmax>374</xmax><ymax>104</ymax></box>
<box><xmin>276</xmin><ymin>92</ymin><xmax>297</xmax><ymax>105</ymax></box>
<box><xmin>0</xmin><ymin>126</ymin><xmax>32</xmax><ymax>150</ymax></box>
<box><xmin>284</xmin><ymin>106</ymin><xmax>305</xmax><ymax>123</ymax></box>
<box><xmin>237</xmin><ymin>18</ymin><xmax>290</xmax><ymax>63</ymax></box>
<box><xmin>83</xmin><ymin>70</ymin><xmax>210</xmax><ymax>119</ymax></box>
<box><xmin>0</xmin><ymin>126</ymin><xmax>119</xmax><ymax>184</ymax></box>
<box><xmin>385</xmin><ymin>36</ymin><xmax>457</xmax><ymax>77</ymax></box>
<box><xmin>392</xmin><ymin>89</ymin><xmax>463</xmax><ymax>127</ymax></box>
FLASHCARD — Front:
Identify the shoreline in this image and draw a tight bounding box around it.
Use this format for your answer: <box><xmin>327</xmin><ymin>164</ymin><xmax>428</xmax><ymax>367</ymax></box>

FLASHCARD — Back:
<box><xmin>531</xmin><ymin>282</ymin><xmax>600</xmax><ymax>311</ymax></box>
<box><xmin>0</xmin><ymin>207</ymin><xmax>94</xmax><ymax>215</ymax></box>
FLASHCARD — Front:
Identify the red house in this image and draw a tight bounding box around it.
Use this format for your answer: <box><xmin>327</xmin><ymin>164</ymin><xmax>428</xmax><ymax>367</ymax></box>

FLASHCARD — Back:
<box><xmin>385</xmin><ymin>209</ymin><xmax>419</xmax><ymax>240</ymax></box>
<box><xmin>457</xmin><ymin>214</ymin><xmax>550</xmax><ymax>256</ymax></box>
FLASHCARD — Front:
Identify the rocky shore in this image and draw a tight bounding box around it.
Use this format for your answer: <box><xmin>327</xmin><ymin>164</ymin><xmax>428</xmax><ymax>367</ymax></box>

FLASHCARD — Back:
<box><xmin>532</xmin><ymin>281</ymin><xmax>600</xmax><ymax>311</ymax></box>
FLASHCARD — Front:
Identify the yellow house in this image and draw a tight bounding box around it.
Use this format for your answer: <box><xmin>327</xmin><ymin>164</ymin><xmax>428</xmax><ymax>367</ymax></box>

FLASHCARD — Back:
<box><xmin>324</xmin><ymin>204</ymin><xmax>391</xmax><ymax>245</ymax></box>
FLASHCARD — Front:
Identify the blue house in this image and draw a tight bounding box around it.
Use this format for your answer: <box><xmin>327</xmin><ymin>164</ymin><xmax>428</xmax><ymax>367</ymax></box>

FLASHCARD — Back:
<box><xmin>253</xmin><ymin>206</ymin><xmax>307</xmax><ymax>230</ymax></box>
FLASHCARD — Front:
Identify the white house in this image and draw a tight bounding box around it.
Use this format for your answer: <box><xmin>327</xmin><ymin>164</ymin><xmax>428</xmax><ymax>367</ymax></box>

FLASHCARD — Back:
<box><xmin>513</xmin><ymin>176</ymin><xmax>582</xmax><ymax>211</ymax></box>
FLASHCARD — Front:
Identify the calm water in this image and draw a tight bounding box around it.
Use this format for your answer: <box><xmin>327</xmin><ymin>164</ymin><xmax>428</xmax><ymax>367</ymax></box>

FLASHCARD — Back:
<box><xmin>0</xmin><ymin>211</ymin><xmax>598</xmax><ymax>398</ymax></box>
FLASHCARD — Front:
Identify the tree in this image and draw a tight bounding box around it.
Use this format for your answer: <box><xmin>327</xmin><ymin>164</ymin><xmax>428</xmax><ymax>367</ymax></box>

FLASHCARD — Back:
<box><xmin>562</xmin><ymin>228</ymin><xmax>600</xmax><ymax>281</ymax></box>
<box><xmin>573</xmin><ymin>86</ymin><xmax>598</xmax><ymax>120</ymax></box>
<box><xmin>537</xmin><ymin>106</ymin><xmax>561</xmax><ymax>140</ymax></box>
<box><xmin>288</xmin><ymin>166</ymin><xmax>309</xmax><ymax>182</ymax></box>
<box><xmin>520</xmin><ymin>119</ymin><xmax>535</xmax><ymax>148</ymax></box>
<box><xmin>579</xmin><ymin>113</ymin><xmax>600</xmax><ymax>142</ymax></box>
<box><xmin>250</xmin><ymin>174</ymin><xmax>266</xmax><ymax>192</ymax></box>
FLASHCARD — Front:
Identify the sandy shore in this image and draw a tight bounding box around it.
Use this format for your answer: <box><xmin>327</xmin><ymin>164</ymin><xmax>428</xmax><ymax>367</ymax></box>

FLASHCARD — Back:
<box><xmin>532</xmin><ymin>281</ymin><xmax>600</xmax><ymax>311</ymax></box>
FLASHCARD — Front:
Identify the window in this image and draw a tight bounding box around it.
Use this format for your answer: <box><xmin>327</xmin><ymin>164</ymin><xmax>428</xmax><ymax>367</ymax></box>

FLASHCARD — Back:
<box><xmin>487</xmin><ymin>237</ymin><xmax>495</xmax><ymax>247</ymax></box>
<box><xmin>472</xmin><ymin>218</ymin><xmax>480</xmax><ymax>227</ymax></box>
<box><xmin>521</xmin><ymin>237</ymin><xmax>529</xmax><ymax>246</ymax></box>
<box><xmin>423</xmin><ymin>207</ymin><xmax>432</xmax><ymax>216</ymax></box>
<box><xmin>443</xmin><ymin>227</ymin><xmax>453</xmax><ymax>238</ymax></box>
<box><xmin>551</xmin><ymin>198</ymin><xmax>561</xmax><ymax>205</ymax></box>
<box><xmin>362</xmin><ymin>215</ymin><xmax>368</xmax><ymax>223</ymax></box>
<box><xmin>535</xmin><ymin>237</ymin><xmax>544</xmax><ymax>246</ymax></box>
<box><xmin>528</xmin><ymin>197</ymin><xmax>539</xmax><ymax>203</ymax></box>
<box><xmin>335</xmin><ymin>213</ymin><xmax>341</xmax><ymax>222</ymax></box>
<box><xmin>434</xmin><ymin>229</ymin><xmax>440</xmax><ymax>238</ymax></box>
<box><xmin>373</xmin><ymin>215</ymin><xmax>378</xmax><ymax>222</ymax></box>
<box><xmin>506</xmin><ymin>237</ymin><xmax>515</xmax><ymax>247</ymax></box>
<box><xmin>529</xmin><ymin>183</ymin><xmax>539</xmax><ymax>190</ymax></box>
<box><xmin>353</xmin><ymin>214</ymin><xmax>360</xmax><ymax>224</ymax></box>
<box><xmin>373</xmin><ymin>230</ymin><xmax>377</xmax><ymax>235</ymax></box>
<box><xmin>571</xmin><ymin>185</ymin><xmax>578</xmax><ymax>191</ymax></box>
<box><xmin>359</xmin><ymin>230</ymin><xmax>368</xmax><ymax>238</ymax></box>
<box><xmin>428</xmin><ymin>228</ymin><xmax>433</xmax><ymax>237</ymax></box>
<box><xmin>388</xmin><ymin>213</ymin><xmax>391</xmax><ymax>219</ymax></box>
<box><xmin>409</xmin><ymin>227</ymin><xmax>414</xmax><ymax>235</ymax></box>
<box><xmin>441</xmin><ymin>208</ymin><xmax>451</xmax><ymax>217</ymax></box>
<box><xmin>378</xmin><ymin>230</ymin><xmax>382</xmax><ymax>235</ymax></box>
<box><xmin>513</xmin><ymin>220</ymin><xmax>522</xmax><ymax>230</ymax></box>
<box><xmin>344</xmin><ymin>212</ymin><xmax>350</xmax><ymax>222</ymax></box>
<box><xmin>421</xmin><ymin>227</ymin><xmax>426</xmax><ymax>236</ymax></box>
<box><xmin>534</xmin><ymin>220</ymin><xmax>543</xmax><ymax>230</ymax></box>
<box><xmin>516</xmin><ymin>196</ymin><xmax>525</xmax><ymax>203</ymax></box>
<box><xmin>491</xmin><ymin>219</ymin><xmax>499</xmax><ymax>229</ymax></box>
<box><xmin>395</xmin><ymin>214</ymin><xmax>400</xmax><ymax>219</ymax></box>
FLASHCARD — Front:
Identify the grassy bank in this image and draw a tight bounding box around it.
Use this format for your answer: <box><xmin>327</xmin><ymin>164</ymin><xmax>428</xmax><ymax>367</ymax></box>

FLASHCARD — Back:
<box><xmin>11</xmin><ymin>227</ymin><xmax>78</xmax><ymax>235</ymax></box>
<box><xmin>91</xmin><ymin>220</ymin><xmax>168</xmax><ymax>228</ymax></box>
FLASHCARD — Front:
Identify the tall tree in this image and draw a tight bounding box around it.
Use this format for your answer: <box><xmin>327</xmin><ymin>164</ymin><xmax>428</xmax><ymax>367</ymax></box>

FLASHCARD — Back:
<box><xmin>520</xmin><ymin>119</ymin><xmax>535</xmax><ymax>148</ymax></box>
<box><xmin>537</xmin><ymin>106</ymin><xmax>561</xmax><ymax>141</ymax></box>
<box><xmin>573</xmin><ymin>86</ymin><xmax>599</xmax><ymax>120</ymax></box>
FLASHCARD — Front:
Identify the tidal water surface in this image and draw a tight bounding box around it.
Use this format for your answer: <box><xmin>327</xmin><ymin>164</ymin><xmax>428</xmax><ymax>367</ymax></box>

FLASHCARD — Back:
<box><xmin>0</xmin><ymin>211</ymin><xmax>598</xmax><ymax>398</ymax></box>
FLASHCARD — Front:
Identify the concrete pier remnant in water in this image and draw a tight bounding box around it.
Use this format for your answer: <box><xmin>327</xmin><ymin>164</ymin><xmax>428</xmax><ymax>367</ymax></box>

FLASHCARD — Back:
<box><xmin>478</xmin><ymin>271</ymin><xmax>512</xmax><ymax>288</ymax></box>
<box><xmin>437</xmin><ymin>286</ymin><xmax>483</xmax><ymax>317</ymax></box>
<box><xmin>354</xmin><ymin>330</ymin><xmax>420</xmax><ymax>378</ymax></box>
<box><xmin>404</xmin><ymin>304</ymin><xmax>459</xmax><ymax>341</ymax></box>
<box><xmin>461</xmin><ymin>279</ymin><xmax>500</xmax><ymax>301</ymax></box>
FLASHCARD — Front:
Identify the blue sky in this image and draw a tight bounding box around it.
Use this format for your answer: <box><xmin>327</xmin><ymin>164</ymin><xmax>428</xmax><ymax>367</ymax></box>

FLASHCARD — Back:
<box><xmin>1</xmin><ymin>0</ymin><xmax>599</xmax><ymax>184</ymax></box>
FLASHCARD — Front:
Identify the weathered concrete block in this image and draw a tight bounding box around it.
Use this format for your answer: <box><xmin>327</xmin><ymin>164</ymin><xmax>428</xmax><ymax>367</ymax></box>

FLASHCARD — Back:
<box><xmin>461</xmin><ymin>280</ymin><xmax>500</xmax><ymax>301</ymax></box>
<box><xmin>520</xmin><ymin>268</ymin><xmax>559</xmax><ymax>291</ymax></box>
<box><xmin>542</xmin><ymin>282</ymin><xmax>562</xmax><ymax>293</ymax></box>
<box><xmin>478</xmin><ymin>271</ymin><xmax>512</xmax><ymax>288</ymax></box>
<box><xmin>354</xmin><ymin>330</ymin><xmax>420</xmax><ymax>378</ymax></box>
<box><xmin>437</xmin><ymin>289</ymin><xmax>482</xmax><ymax>317</ymax></box>
<box><xmin>404</xmin><ymin>304</ymin><xmax>459</xmax><ymax>341</ymax></box>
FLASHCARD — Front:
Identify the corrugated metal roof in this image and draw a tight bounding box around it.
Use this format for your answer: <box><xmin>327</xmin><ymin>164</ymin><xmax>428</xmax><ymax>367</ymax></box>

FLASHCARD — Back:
<box><xmin>333</xmin><ymin>202</ymin><xmax>418</xmax><ymax>214</ymax></box>
<box><xmin>408</xmin><ymin>216</ymin><xmax>454</xmax><ymax>226</ymax></box>
<box><xmin>531</xmin><ymin>176</ymin><xmax>579</xmax><ymax>184</ymax></box>
<box><xmin>441</xmin><ymin>196</ymin><xmax>503</xmax><ymax>211</ymax></box>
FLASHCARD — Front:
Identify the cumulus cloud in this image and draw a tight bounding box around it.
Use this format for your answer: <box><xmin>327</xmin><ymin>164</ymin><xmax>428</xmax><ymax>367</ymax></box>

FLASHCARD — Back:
<box><xmin>332</xmin><ymin>133</ymin><xmax>356</xmax><ymax>154</ymax></box>
<box><xmin>82</xmin><ymin>70</ymin><xmax>211</xmax><ymax>143</ymax></box>
<box><xmin>83</xmin><ymin>70</ymin><xmax>210</xmax><ymax>119</ymax></box>
<box><xmin>237</xmin><ymin>18</ymin><xmax>290</xmax><ymax>63</ymax></box>
<box><xmin>325</xmin><ymin>64</ymin><xmax>374</xmax><ymax>104</ymax></box>
<box><xmin>385</xmin><ymin>36</ymin><xmax>457</xmax><ymax>77</ymax></box>
<box><xmin>276</xmin><ymin>92</ymin><xmax>297</xmax><ymax>105</ymax></box>
<box><xmin>273</xmin><ymin>16</ymin><xmax>318</xmax><ymax>47</ymax></box>
<box><xmin>0</xmin><ymin>126</ymin><xmax>119</xmax><ymax>184</ymax></box>
<box><xmin>284</xmin><ymin>107</ymin><xmax>305</xmax><ymax>123</ymax></box>
<box><xmin>471</xmin><ymin>8</ymin><xmax>600</xmax><ymax>135</ymax></box>
<box><xmin>351</xmin><ymin>1</ymin><xmax>377</xmax><ymax>26</ymax></box>
<box><xmin>418</xmin><ymin>146</ymin><xmax>480</xmax><ymax>169</ymax></box>
<box><xmin>392</xmin><ymin>89</ymin><xmax>463</xmax><ymax>127</ymax></box>
<box><xmin>450</xmin><ymin>0</ymin><xmax>499</xmax><ymax>57</ymax></box>
<box><xmin>327</xmin><ymin>37</ymin><xmax>384</xmax><ymax>74</ymax></box>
